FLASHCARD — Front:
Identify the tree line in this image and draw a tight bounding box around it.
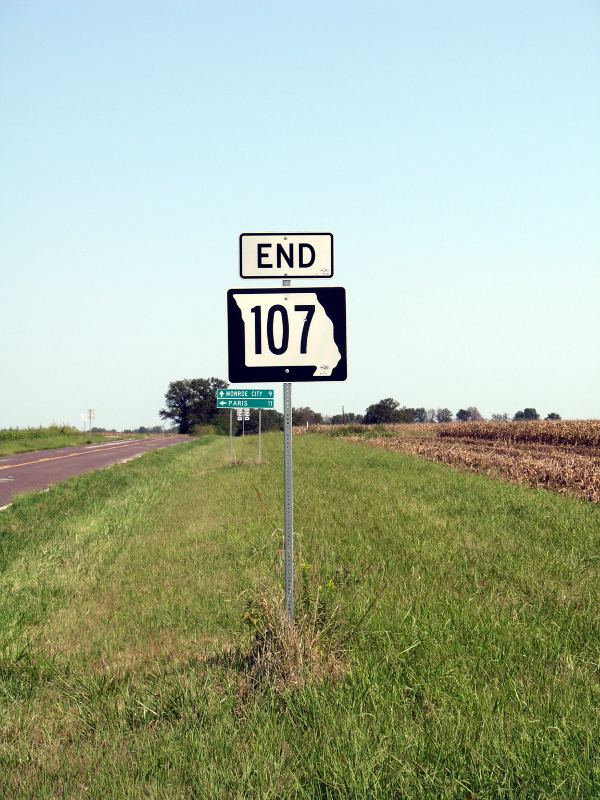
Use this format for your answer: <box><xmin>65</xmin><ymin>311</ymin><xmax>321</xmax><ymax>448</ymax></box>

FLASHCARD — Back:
<box><xmin>159</xmin><ymin>379</ymin><xmax>561</xmax><ymax>434</ymax></box>
<box><xmin>319</xmin><ymin>400</ymin><xmax>560</xmax><ymax>425</ymax></box>
<box><xmin>281</xmin><ymin>402</ymin><xmax>560</xmax><ymax>425</ymax></box>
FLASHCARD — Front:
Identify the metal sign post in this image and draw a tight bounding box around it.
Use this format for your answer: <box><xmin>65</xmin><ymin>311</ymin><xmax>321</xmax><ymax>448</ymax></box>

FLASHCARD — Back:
<box><xmin>258</xmin><ymin>409</ymin><xmax>262</xmax><ymax>463</ymax></box>
<box><xmin>283</xmin><ymin>381</ymin><xmax>294</xmax><ymax>622</ymax></box>
<box><xmin>229</xmin><ymin>410</ymin><xmax>233</xmax><ymax>462</ymax></box>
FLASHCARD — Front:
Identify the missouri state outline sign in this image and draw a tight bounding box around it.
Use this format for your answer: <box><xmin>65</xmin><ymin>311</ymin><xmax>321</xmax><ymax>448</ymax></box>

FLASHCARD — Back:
<box><xmin>227</xmin><ymin>287</ymin><xmax>347</xmax><ymax>383</ymax></box>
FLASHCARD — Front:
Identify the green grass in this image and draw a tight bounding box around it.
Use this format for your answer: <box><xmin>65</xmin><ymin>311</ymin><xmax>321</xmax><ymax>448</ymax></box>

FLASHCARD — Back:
<box><xmin>0</xmin><ymin>434</ymin><xmax>114</xmax><ymax>456</ymax></box>
<box><xmin>0</xmin><ymin>424</ymin><xmax>81</xmax><ymax>441</ymax></box>
<box><xmin>1</xmin><ymin>433</ymin><xmax>599</xmax><ymax>798</ymax></box>
<box><xmin>0</xmin><ymin>426</ymin><xmax>128</xmax><ymax>456</ymax></box>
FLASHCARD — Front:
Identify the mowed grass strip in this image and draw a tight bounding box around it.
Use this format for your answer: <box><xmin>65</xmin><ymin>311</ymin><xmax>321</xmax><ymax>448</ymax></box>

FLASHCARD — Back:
<box><xmin>1</xmin><ymin>433</ymin><xmax>600</xmax><ymax>798</ymax></box>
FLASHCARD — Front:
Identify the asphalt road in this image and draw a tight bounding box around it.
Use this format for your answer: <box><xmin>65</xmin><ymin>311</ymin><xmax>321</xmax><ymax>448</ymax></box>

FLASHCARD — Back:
<box><xmin>0</xmin><ymin>436</ymin><xmax>191</xmax><ymax>508</ymax></box>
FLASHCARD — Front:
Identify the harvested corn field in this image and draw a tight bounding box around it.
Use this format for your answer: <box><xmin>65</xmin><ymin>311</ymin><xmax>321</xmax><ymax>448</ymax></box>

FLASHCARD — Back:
<box><xmin>437</xmin><ymin>419</ymin><xmax>600</xmax><ymax>449</ymax></box>
<box><xmin>312</xmin><ymin>421</ymin><xmax>600</xmax><ymax>504</ymax></box>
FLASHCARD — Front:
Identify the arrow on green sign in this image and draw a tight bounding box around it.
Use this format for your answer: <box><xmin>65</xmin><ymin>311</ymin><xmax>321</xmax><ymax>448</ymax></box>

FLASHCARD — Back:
<box><xmin>217</xmin><ymin>398</ymin><xmax>275</xmax><ymax>409</ymax></box>
<box><xmin>218</xmin><ymin>389</ymin><xmax>275</xmax><ymax>399</ymax></box>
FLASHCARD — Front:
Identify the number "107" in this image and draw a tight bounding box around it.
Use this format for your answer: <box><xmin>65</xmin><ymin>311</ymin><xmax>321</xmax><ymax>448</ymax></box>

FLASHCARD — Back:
<box><xmin>250</xmin><ymin>305</ymin><xmax>315</xmax><ymax>355</ymax></box>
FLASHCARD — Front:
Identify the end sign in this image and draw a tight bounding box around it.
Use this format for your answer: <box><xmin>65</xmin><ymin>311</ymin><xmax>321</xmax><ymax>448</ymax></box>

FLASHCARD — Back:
<box><xmin>239</xmin><ymin>232</ymin><xmax>333</xmax><ymax>279</ymax></box>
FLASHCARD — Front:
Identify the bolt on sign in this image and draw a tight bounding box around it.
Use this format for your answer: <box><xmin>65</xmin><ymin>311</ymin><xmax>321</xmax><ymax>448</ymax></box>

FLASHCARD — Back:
<box><xmin>239</xmin><ymin>233</ymin><xmax>333</xmax><ymax>279</ymax></box>
<box><xmin>227</xmin><ymin>287</ymin><xmax>346</xmax><ymax>383</ymax></box>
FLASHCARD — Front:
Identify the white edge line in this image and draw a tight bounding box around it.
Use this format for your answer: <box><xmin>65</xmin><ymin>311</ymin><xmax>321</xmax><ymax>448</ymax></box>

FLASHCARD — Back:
<box><xmin>119</xmin><ymin>454</ymin><xmax>143</xmax><ymax>464</ymax></box>
<box><xmin>103</xmin><ymin>453</ymin><xmax>144</xmax><ymax>470</ymax></box>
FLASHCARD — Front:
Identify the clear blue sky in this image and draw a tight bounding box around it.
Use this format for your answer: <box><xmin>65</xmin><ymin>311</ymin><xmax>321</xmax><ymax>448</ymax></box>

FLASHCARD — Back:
<box><xmin>1</xmin><ymin>1</ymin><xmax>598</xmax><ymax>428</ymax></box>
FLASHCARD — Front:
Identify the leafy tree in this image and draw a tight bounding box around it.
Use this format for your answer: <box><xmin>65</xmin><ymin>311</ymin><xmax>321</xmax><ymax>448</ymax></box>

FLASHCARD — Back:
<box><xmin>211</xmin><ymin>412</ymin><xmax>232</xmax><ymax>435</ymax></box>
<box><xmin>467</xmin><ymin>406</ymin><xmax>484</xmax><ymax>421</ymax></box>
<box><xmin>456</xmin><ymin>408</ymin><xmax>471</xmax><ymax>422</ymax></box>
<box><xmin>292</xmin><ymin>407</ymin><xmax>323</xmax><ymax>426</ymax></box>
<box><xmin>364</xmin><ymin>398</ymin><xmax>403</xmax><ymax>424</ymax></box>
<box><xmin>159</xmin><ymin>377</ymin><xmax>228</xmax><ymax>433</ymax></box>
<box><xmin>330</xmin><ymin>412</ymin><xmax>363</xmax><ymax>424</ymax></box>
<box><xmin>513</xmin><ymin>408</ymin><xmax>540</xmax><ymax>421</ymax></box>
<box><xmin>546</xmin><ymin>412</ymin><xmax>561</xmax><ymax>420</ymax></box>
<box><xmin>491</xmin><ymin>413</ymin><xmax>509</xmax><ymax>421</ymax></box>
<box><xmin>435</xmin><ymin>408</ymin><xmax>453</xmax><ymax>423</ymax></box>
<box><xmin>397</xmin><ymin>407</ymin><xmax>418</xmax><ymax>423</ymax></box>
<box><xmin>414</xmin><ymin>407</ymin><xmax>428</xmax><ymax>423</ymax></box>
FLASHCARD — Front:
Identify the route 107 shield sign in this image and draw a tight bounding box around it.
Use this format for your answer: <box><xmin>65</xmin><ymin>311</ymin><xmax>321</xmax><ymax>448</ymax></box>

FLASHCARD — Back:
<box><xmin>227</xmin><ymin>287</ymin><xmax>347</xmax><ymax>383</ymax></box>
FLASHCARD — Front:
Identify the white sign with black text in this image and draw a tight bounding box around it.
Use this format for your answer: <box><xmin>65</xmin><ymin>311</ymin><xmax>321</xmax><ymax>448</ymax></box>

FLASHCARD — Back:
<box><xmin>239</xmin><ymin>233</ymin><xmax>333</xmax><ymax>279</ymax></box>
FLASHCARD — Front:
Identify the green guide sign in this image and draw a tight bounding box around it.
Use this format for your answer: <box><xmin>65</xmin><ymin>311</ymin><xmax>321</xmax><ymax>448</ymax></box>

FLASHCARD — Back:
<box><xmin>216</xmin><ymin>388</ymin><xmax>275</xmax><ymax>409</ymax></box>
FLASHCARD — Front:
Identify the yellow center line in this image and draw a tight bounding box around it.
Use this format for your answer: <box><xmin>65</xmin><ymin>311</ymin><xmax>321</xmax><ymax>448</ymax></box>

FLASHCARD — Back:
<box><xmin>0</xmin><ymin>440</ymin><xmax>159</xmax><ymax>471</ymax></box>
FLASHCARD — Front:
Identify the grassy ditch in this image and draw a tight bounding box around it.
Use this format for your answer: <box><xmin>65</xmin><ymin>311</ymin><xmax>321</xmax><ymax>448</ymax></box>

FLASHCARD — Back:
<box><xmin>1</xmin><ymin>433</ymin><xmax>599</xmax><ymax>797</ymax></box>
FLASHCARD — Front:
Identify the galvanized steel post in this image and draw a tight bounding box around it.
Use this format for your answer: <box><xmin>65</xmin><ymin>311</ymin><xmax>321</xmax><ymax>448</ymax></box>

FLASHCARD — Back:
<box><xmin>283</xmin><ymin>381</ymin><xmax>294</xmax><ymax>622</ymax></box>
<box><xmin>258</xmin><ymin>408</ymin><xmax>262</xmax><ymax>463</ymax></box>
